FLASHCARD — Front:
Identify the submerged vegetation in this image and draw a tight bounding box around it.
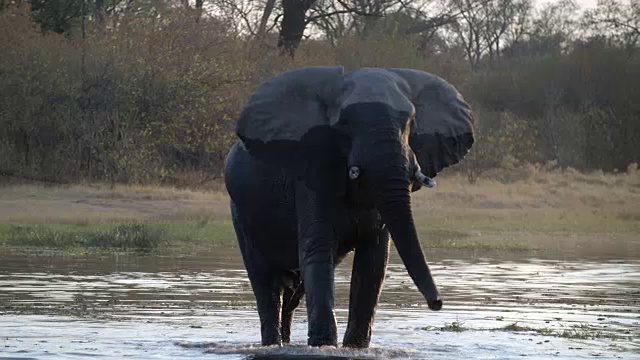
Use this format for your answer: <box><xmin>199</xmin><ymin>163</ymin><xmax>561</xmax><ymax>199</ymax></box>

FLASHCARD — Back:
<box><xmin>422</xmin><ymin>322</ymin><xmax>619</xmax><ymax>340</ymax></box>
<box><xmin>498</xmin><ymin>322</ymin><xmax>611</xmax><ymax>340</ymax></box>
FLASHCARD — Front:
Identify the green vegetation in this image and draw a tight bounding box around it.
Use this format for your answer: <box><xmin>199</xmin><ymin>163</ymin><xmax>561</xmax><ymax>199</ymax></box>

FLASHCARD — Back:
<box><xmin>427</xmin><ymin>238</ymin><xmax>534</xmax><ymax>251</ymax></box>
<box><xmin>500</xmin><ymin>323</ymin><xmax>610</xmax><ymax>340</ymax></box>
<box><xmin>499</xmin><ymin>323</ymin><xmax>555</xmax><ymax>336</ymax></box>
<box><xmin>557</xmin><ymin>324</ymin><xmax>604</xmax><ymax>340</ymax></box>
<box><xmin>0</xmin><ymin>1</ymin><xmax>638</xmax><ymax>257</ymax></box>
<box><xmin>420</xmin><ymin>320</ymin><xmax>468</xmax><ymax>332</ymax></box>
<box><xmin>1</xmin><ymin>0</ymin><xmax>638</xmax><ymax>186</ymax></box>
<box><xmin>442</xmin><ymin>321</ymin><xmax>467</xmax><ymax>332</ymax></box>
<box><xmin>0</xmin><ymin>221</ymin><xmax>531</xmax><ymax>254</ymax></box>
<box><xmin>0</xmin><ymin>221</ymin><xmax>236</xmax><ymax>254</ymax></box>
<box><xmin>1</xmin><ymin>167</ymin><xmax>638</xmax><ymax>255</ymax></box>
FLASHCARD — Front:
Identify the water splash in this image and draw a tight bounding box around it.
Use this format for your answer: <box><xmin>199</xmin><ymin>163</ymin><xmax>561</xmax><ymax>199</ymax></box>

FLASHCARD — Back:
<box><xmin>177</xmin><ymin>342</ymin><xmax>415</xmax><ymax>359</ymax></box>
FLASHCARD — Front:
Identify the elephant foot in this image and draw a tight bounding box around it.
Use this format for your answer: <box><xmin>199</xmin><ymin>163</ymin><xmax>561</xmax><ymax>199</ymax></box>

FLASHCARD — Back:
<box><xmin>262</xmin><ymin>340</ymin><xmax>283</xmax><ymax>347</ymax></box>
<box><xmin>260</xmin><ymin>327</ymin><xmax>283</xmax><ymax>347</ymax></box>
<box><xmin>342</xmin><ymin>340</ymin><xmax>369</xmax><ymax>349</ymax></box>
<box><xmin>342</xmin><ymin>328</ymin><xmax>370</xmax><ymax>349</ymax></box>
<box><xmin>307</xmin><ymin>321</ymin><xmax>338</xmax><ymax>348</ymax></box>
<box><xmin>306</xmin><ymin>311</ymin><xmax>338</xmax><ymax>347</ymax></box>
<box><xmin>261</xmin><ymin>336</ymin><xmax>283</xmax><ymax>347</ymax></box>
<box><xmin>427</xmin><ymin>298</ymin><xmax>443</xmax><ymax>311</ymax></box>
<box><xmin>307</xmin><ymin>337</ymin><xmax>338</xmax><ymax>347</ymax></box>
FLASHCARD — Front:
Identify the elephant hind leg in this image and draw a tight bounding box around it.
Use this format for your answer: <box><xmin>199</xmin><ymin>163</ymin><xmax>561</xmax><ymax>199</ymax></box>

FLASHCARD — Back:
<box><xmin>231</xmin><ymin>201</ymin><xmax>284</xmax><ymax>346</ymax></box>
<box><xmin>281</xmin><ymin>282</ymin><xmax>304</xmax><ymax>343</ymax></box>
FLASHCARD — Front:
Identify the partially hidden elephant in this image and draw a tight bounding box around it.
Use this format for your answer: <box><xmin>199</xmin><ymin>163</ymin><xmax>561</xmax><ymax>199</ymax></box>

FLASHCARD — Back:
<box><xmin>224</xmin><ymin>66</ymin><xmax>475</xmax><ymax>348</ymax></box>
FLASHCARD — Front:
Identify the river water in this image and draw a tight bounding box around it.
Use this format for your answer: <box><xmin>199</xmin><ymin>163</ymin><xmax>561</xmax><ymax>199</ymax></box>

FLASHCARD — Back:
<box><xmin>0</xmin><ymin>247</ymin><xmax>638</xmax><ymax>359</ymax></box>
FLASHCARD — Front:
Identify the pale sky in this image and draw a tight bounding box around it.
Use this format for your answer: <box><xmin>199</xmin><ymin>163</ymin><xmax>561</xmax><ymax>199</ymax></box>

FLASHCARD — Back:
<box><xmin>573</xmin><ymin>0</ymin><xmax>598</xmax><ymax>8</ymax></box>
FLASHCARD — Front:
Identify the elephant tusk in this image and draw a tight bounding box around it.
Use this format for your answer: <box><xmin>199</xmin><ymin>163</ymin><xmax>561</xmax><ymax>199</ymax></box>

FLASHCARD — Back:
<box><xmin>415</xmin><ymin>170</ymin><xmax>436</xmax><ymax>188</ymax></box>
<box><xmin>348</xmin><ymin>166</ymin><xmax>360</xmax><ymax>180</ymax></box>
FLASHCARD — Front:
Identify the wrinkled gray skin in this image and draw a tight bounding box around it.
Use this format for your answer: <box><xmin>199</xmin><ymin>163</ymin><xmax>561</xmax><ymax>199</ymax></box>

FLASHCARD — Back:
<box><xmin>224</xmin><ymin>67</ymin><xmax>473</xmax><ymax>348</ymax></box>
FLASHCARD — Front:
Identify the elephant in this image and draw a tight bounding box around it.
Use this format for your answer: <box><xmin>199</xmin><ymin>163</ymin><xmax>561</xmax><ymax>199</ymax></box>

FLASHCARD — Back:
<box><xmin>224</xmin><ymin>66</ymin><xmax>474</xmax><ymax>348</ymax></box>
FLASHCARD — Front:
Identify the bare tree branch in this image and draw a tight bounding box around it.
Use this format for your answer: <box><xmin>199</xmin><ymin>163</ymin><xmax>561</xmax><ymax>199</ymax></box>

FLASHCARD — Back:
<box><xmin>257</xmin><ymin>0</ymin><xmax>277</xmax><ymax>37</ymax></box>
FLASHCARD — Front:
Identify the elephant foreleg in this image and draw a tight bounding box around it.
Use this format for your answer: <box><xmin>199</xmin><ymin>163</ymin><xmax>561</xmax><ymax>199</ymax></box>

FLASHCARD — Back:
<box><xmin>251</xmin><ymin>276</ymin><xmax>283</xmax><ymax>346</ymax></box>
<box><xmin>295</xmin><ymin>181</ymin><xmax>338</xmax><ymax>347</ymax></box>
<box><xmin>343</xmin><ymin>227</ymin><xmax>390</xmax><ymax>348</ymax></box>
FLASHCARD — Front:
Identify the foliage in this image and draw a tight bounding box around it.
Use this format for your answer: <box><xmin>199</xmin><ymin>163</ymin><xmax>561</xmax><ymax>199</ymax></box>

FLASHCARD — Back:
<box><xmin>5</xmin><ymin>225</ymin><xmax>84</xmax><ymax>248</ymax></box>
<box><xmin>0</xmin><ymin>3</ymin><xmax>249</xmax><ymax>184</ymax></box>
<box><xmin>4</xmin><ymin>224</ymin><xmax>167</xmax><ymax>252</ymax></box>
<box><xmin>0</xmin><ymin>0</ymin><xmax>639</xmax><ymax>185</ymax></box>
<box><xmin>28</xmin><ymin>0</ymin><xmax>87</xmax><ymax>34</ymax></box>
<box><xmin>583</xmin><ymin>0</ymin><xmax>640</xmax><ymax>52</ymax></box>
<box><xmin>462</xmin><ymin>108</ymin><xmax>539</xmax><ymax>183</ymax></box>
<box><xmin>85</xmin><ymin>224</ymin><xmax>168</xmax><ymax>251</ymax></box>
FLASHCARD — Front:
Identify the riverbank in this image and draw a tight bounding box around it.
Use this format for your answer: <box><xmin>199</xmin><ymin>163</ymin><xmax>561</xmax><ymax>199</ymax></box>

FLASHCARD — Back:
<box><xmin>1</xmin><ymin>168</ymin><xmax>639</xmax><ymax>257</ymax></box>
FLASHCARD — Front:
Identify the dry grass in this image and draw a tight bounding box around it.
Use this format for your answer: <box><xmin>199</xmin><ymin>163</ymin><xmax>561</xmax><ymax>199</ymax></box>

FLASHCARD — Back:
<box><xmin>413</xmin><ymin>168</ymin><xmax>640</xmax><ymax>233</ymax></box>
<box><xmin>1</xmin><ymin>168</ymin><xmax>639</xmax><ymax>254</ymax></box>
<box><xmin>0</xmin><ymin>182</ymin><xmax>230</xmax><ymax>225</ymax></box>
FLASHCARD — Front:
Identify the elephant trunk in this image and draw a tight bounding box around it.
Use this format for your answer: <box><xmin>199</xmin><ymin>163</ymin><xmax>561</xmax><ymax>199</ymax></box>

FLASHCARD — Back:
<box><xmin>362</xmin><ymin>134</ymin><xmax>442</xmax><ymax>310</ymax></box>
<box><xmin>375</xmin><ymin>177</ymin><xmax>442</xmax><ymax>310</ymax></box>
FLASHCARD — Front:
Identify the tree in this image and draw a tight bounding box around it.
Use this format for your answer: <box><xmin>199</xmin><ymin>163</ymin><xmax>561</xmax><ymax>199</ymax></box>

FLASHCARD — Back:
<box><xmin>29</xmin><ymin>0</ymin><xmax>87</xmax><ymax>34</ymax></box>
<box><xmin>257</xmin><ymin>0</ymin><xmax>277</xmax><ymax>38</ymax></box>
<box><xmin>446</xmin><ymin>0</ymin><xmax>533</xmax><ymax>69</ymax></box>
<box><xmin>278</xmin><ymin>0</ymin><xmax>316</xmax><ymax>56</ymax></box>
<box><xmin>503</xmin><ymin>0</ymin><xmax>579</xmax><ymax>58</ymax></box>
<box><xmin>584</xmin><ymin>0</ymin><xmax>640</xmax><ymax>53</ymax></box>
<box><xmin>482</xmin><ymin>0</ymin><xmax>531</xmax><ymax>63</ymax></box>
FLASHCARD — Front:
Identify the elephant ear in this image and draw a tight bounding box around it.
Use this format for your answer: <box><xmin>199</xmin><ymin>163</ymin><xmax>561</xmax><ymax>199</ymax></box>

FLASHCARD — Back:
<box><xmin>237</xmin><ymin>66</ymin><xmax>344</xmax><ymax>148</ymax></box>
<box><xmin>236</xmin><ymin>66</ymin><xmax>346</xmax><ymax>191</ymax></box>
<box><xmin>387</xmin><ymin>68</ymin><xmax>475</xmax><ymax>178</ymax></box>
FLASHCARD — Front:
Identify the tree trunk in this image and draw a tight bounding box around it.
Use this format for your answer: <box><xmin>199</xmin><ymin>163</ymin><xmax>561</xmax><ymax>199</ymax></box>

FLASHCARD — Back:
<box><xmin>95</xmin><ymin>0</ymin><xmax>105</xmax><ymax>25</ymax></box>
<box><xmin>278</xmin><ymin>0</ymin><xmax>316</xmax><ymax>57</ymax></box>
<box><xmin>257</xmin><ymin>0</ymin><xmax>276</xmax><ymax>39</ymax></box>
<box><xmin>195</xmin><ymin>0</ymin><xmax>203</xmax><ymax>21</ymax></box>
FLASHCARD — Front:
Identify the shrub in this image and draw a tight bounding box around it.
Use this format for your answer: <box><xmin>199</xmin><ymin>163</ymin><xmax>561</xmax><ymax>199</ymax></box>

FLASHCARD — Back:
<box><xmin>4</xmin><ymin>224</ymin><xmax>167</xmax><ymax>252</ymax></box>
<box><xmin>462</xmin><ymin>108</ymin><xmax>540</xmax><ymax>183</ymax></box>
<box><xmin>0</xmin><ymin>4</ymin><xmax>250</xmax><ymax>184</ymax></box>
<box><xmin>85</xmin><ymin>224</ymin><xmax>167</xmax><ymax>251</ymax></box>
<box><xmin>5</xmin><ymin>226</ymin><xmax>83</xmax><ymax>248</ymax></box>
<box><xmin>2</xmin><ymin>2</ymin><xmax>639</xmax><ymax>186</ymax></box>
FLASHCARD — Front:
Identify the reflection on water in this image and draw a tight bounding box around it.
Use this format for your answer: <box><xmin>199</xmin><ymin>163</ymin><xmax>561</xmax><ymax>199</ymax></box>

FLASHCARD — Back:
<box><xmin>0</xmin><ymin>247</ymin><xmax>639</xmax><ymax>359</ymax></box>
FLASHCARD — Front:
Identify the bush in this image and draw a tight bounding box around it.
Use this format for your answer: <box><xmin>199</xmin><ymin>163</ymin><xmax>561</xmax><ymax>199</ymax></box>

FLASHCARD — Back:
<box><xmin>461</xmin><ymin>108</ymin><xmax>539</xmax><ymax>183</ymax></box>
<box><xmin>5</xmin><ymin>226</ymin><xmax>84</xmax><ymax>248</ymax></box>
<box><xmin>0</xmin><ymin>4</ymin><xmax>250</xmax><ymax>184</ymax></box>
<box><xmin>4</xmin><ymin>224</ymin><xmax>167</xmax><ymax>252</ymax></box>
<box><xmin>1</xmin><ymin>2</ymin><xmax>638</xmax><ymax>186</ymax></box>
<box><xmin>85</xmin><ymin>224</ymin><xmax>167</xmax><ymax>251</ymax></box>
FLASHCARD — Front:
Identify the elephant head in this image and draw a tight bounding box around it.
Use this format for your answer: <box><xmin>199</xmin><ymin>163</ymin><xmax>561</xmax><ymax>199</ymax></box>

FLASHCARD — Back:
<box><xmin>236</xmin><ymin>66</ymin><xmax>474</xmax><ymax>310</ymax></box>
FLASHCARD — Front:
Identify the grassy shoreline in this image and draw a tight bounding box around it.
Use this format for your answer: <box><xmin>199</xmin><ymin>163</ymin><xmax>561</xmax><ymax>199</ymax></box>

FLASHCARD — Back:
<box><xmin>1</xmin><ymin>168</ymin><xmax>639</xmax><ymax>256</ymax></box>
